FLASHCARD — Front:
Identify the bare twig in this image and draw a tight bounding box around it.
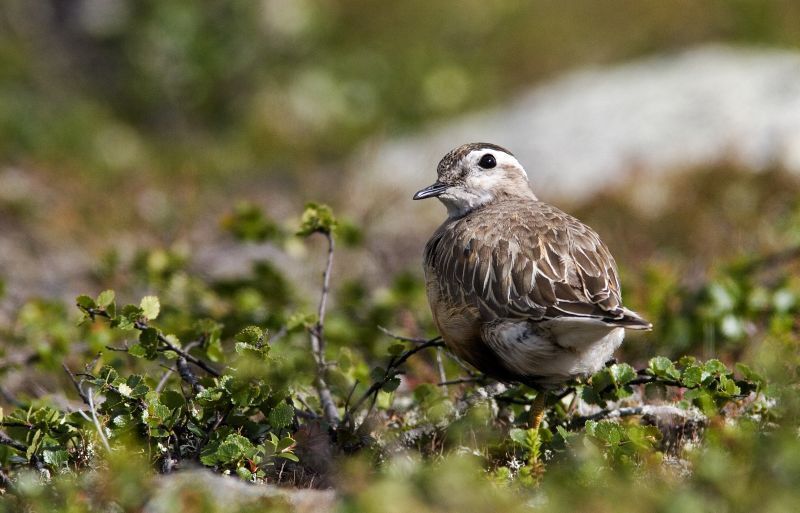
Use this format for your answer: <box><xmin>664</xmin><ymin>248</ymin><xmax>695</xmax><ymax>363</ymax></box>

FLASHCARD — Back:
<box><xmin>342</xmin><ymin>379</ymin><xmax>359</xmax><ymax>419</ymax></box>
<box><xmin>377</xmin><ymin>326</ymin><xmax>441</xmax><ymax>345</ymax></box>
<box><xmin>62</xmin><ymin>363</ymin><xmax>90</xmax><ymax>405</ymax></box>
<box><xmin>87</xmin><ymin>388</ymin><xmax>111</xmax><ymax>453</ymax></box>
<box><xmin>308</xmin><ymin>231</ymin><xmax>341</xmax><ymax>426</ymax></box>
<box><xmin>139</xmin><ymin>322</ymin><xmax>220</xmax><ymax>377</ymax></box>
<box><xmin>349</xmin><ymin>338</ymin><xmax>445</xmax><ymax>420</ymax></box>
<box><xmin>155</xmin><ymin>368</ymin><xmax>174</xmax><ymax>393</ymax></box>
<box><xmin>570</xmin><ymin>404</ymin><xmax>706</xmax><ymax>428</ymax></box>
<box><xmin>438</xmin><ymin>376</ymin><xmax>487</xmax><ymax>387</ymax></box>
<box><xmin>435</xmin><ymin>347</ymin><xmax>448</xmax><ymax>393</ymax></box>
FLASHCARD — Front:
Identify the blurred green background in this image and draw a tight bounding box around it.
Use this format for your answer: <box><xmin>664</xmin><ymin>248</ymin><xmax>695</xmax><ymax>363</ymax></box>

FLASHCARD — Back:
<box><xmin>3</xmin><ymin>0</ymin><xmax>800</xmax><ymax>184</ymax></box>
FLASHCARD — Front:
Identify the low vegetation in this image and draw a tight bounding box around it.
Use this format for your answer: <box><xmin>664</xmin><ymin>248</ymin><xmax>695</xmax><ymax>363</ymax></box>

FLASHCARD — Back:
<box><xmin>0</xmin><ymin>200</ymin><xmax>797</xmax><ymax>512</ymax></box>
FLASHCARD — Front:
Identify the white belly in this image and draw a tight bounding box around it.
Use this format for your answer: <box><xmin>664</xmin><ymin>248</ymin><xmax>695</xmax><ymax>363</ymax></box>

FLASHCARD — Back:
<box><xmin>482</xmin><ymin>319</ymin><xmax>625</xmax><ymax>385</ymax></box>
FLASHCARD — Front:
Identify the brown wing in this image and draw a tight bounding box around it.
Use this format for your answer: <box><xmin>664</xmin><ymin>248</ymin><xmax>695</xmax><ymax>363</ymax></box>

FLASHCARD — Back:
<box><xmin>424</xmin><ymin>200</ymin><xmax>648</xmax><ymax>327</ymax></box>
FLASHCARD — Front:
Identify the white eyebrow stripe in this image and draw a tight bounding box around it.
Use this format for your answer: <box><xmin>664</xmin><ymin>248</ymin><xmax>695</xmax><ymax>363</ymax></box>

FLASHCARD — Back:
<box><xmin>466</xmin><ymin>149</ymin><xmax>527</xmax><ymax>179</ymax></box>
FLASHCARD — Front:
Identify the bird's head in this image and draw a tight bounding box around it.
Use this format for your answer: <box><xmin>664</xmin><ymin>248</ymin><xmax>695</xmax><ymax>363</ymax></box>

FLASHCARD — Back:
<box><xmin>413</xmin><ymin>143</ymin><xmax>536</xmax><ymax>218</ymax></box>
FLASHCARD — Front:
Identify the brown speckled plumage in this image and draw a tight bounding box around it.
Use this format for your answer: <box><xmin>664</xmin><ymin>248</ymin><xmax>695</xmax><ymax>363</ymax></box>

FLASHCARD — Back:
<box><xmin>416</xmin><ymin>143</ymin><xmax>650</xmax><ymax>388</ymax></box>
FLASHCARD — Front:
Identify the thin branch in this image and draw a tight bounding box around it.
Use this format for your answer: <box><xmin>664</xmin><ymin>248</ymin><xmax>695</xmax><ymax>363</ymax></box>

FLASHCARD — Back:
<box><xmin>342</xmin><ymin>379</ymin><xmax>359</xmax><ymax>419</ymax></box>
<box><xmin>437</xmin><ymin>376</ymin><xmax>487</xmax><ymax>387</ymax></box>
<box><xmin>349</xmin><ymin>339</ymin><xmax>445</xmax><ymax>418</ymax></box>
<box><xmin>307</xmin><ymin>231</ymin><xmax>340</xmax><ymax>427</ymax></box>
<box><xmin>377</xmin><ymin>326</ymin><xmax>441</xmax><ymax>345</ymax></box>
<box><xmin>435</xmin><ymin>347</ymin><xmax>448</xmax><ymax>393</ymax></box>
<box><xmin>317</xmin><ymin>231</ymin><xmax>334</xmax><ymax>329</ymax></box>
<box><xmin>62</xmin><ymin>363</ymin><xmax>90</xmax><ymax>406</ymax></box>
<box><xmin>140</xmin><ymin>322</ymin><xmax>220</xmax><ymax>377</ymax></box>
<box><xmin>87</xmin><ymin>388</ymin><xmax>111</xmax><ymax>453</ymax></box>
<box><xmin>155</xmin><ymin>368</ymin><xmax>174</xmax><ymax>393</ymax></box>
<box><xmin>569</xmin><ymin>404</ymin><xmax>706</xmax><ymax>428</ymax></box>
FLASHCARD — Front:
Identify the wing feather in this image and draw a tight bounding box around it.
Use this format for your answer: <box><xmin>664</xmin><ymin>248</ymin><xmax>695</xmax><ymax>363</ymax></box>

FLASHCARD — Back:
<box><xmin>424</xmin><ymin>200</ymin><xmax>649</xmax><ymax>328</ymax></box>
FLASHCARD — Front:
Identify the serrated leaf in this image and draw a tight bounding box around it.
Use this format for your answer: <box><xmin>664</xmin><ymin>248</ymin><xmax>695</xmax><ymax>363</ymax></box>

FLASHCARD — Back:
<box><xmin>704</xmin><ymin>359</ymin><xmax>728</xmax><ymax>375</ymax></box>
<box><xmin>43</xmin><ymin>449</ymin><xmax>69</xmax><ymax>467</ymax></box>
<box><xmin>681</xmin><ymin>365</ymin><xmax>703</xmax><ymax>388</ymax></box>
<box><xmin>268</xmin><ymin>402</ymin><xmax>295</xmax><ymax>429</ymax></box>
<box><xmin>648</xmin><ymin>356</ymin><xmax>681</xmax><ymax>380</ymax></box>
<box><xmin>609</xmin><ymin>363</ymin><xmax>636</xmax><ymax>385</ymax></box>
<box><xmin>140</xmin><ymin>296</ymin><xmax>160</xmax><ymax>320</ymax></box>
<box><xmin>235</xmin><ymin>326</ymin><xmax>263</xmax><ymax>345</ymax></box>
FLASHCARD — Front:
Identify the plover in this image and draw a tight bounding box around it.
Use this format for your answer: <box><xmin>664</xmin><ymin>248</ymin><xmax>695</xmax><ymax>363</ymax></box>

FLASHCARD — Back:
<box><xmin>414</xmin><ymin>142</ymin><xmax>651</xmax><ymax>429</ymax></box>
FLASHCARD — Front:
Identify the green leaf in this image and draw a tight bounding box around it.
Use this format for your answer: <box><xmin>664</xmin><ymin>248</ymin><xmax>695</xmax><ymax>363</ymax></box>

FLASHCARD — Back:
<box><xmin>128</xmin><ymin>344</ymin><xmax>148</xmax><ymax>359</ymax></box>
<box><xmin>43</xmin><ymin>449</ymin><xmax>69</xmax><ymax>467</ymax></box>
<box><xmin>509</xmin><ymin>428</ymin><xmax>528</xmax><ymax>446</ymax></box>
<box><xmin>382</xmin><ymin>378</ymin><xmax>401</xmax><ymax>392</ymax></box>
<box><xmin>648</xmin><ymin>356</ymin><xmax>681</xmax><ymax>380</ymax></box>
<box><xmin>735</xmin><ymin>362</ymin><xmax>765</xmax><ymax>387</ymax></box>
<box><xmin>138</xmin><ymin>327</ymin><xmax>159</xmax><ymax>360</ymax></box>
<box><xmin>286</xmin><ymin>312</ymin><xmax>315</xmax><ymax>332</ymax></box>
<box><xmin>370</xmin><ymin>367</ymin><xmax>386</xmax><ymax>382</ymax></box>
<box><xmin>236</xmin><ymin>466</ymin><xmax>254</xmax><ymax>481</ymax></box>
<box><xmin>276</xmin><ymin>452</ymin><xmax>299</xmax><ymax>462</ymax></box>
<box><xmin>140</xmin><ymin>296</ymin><xmax>160</xmax><ymax>320</ymax></box>
<box><xmin>276</xmin><ymin>436</ymin><xmax>296</xmax><ymax>452</ymax></box>
<box><xmin>718</xmin><ymin>375</ymin><xmax>741</xmax><ymax>397</ymax></box>
<box><xmin>681</xmin><ymin>365</ymin><xmax>703</xmax><ymax>388</ymax></box>
<box><xmin>609</xmin><ymin>363</ymin><xmax>636</xmax><ymax>385</ymax></box>
<box><xmin>96</xmin><ymin>290</ymin><xmax>115</xmax><ymax>308</ymax></box>
<box><xmin>268</xmin><ymin>402</ymin><xmax>295</xmax><ymax>429</ymax></box>
<box><xmin>76</xmin><ymin>295</ymin><xmax>96</xmax><ymax>310</ymax></box>
<box><xmin>704</xmin><ymin>359</ymin><xmax>728</xmax><ymax>375</ymax></box>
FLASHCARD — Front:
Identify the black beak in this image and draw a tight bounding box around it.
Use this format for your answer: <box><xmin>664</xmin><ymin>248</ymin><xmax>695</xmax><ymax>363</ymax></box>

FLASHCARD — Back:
<box><xmin>413</xmin><ymin>182</ymin><xmax>448</xmax><ymax>200</ymax></box>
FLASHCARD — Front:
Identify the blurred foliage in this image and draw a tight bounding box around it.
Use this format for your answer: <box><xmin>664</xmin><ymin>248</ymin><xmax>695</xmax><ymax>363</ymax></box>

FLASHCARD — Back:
<box><xmin>3</xmin><ymin>0</ymin><xmax>800</xmax><ymax>184</ymax></box>
<box><xmin>574</xmin><ymin>166</ymin><xmax>800</xmax><ymax>363</ymax></box>
<box><xmin>0</xmin><ymin>201</ymin><xmax>796</xmax><ymax>512</ymax></box>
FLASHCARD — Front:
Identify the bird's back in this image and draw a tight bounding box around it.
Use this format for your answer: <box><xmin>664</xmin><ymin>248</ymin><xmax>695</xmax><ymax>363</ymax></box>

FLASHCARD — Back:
<box><xmin>423</xmin><ymin>197</ymin><xmax>649</xmax><ymax>386</ymax></box>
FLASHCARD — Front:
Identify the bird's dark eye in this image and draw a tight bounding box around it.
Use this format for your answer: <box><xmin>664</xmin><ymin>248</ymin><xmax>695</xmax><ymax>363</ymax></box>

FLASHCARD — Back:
<box><xmin>478</xmin><ymin>153</ymin><xmax>496</xmax><ymax>169</ymax></box>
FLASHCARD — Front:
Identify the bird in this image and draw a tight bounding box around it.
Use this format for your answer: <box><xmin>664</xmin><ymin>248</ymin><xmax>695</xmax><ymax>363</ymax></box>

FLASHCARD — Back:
<box><xmin>413</xmin><ymin>142</ymin><xmax>651</xmax><ymax>430</ymax></box>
